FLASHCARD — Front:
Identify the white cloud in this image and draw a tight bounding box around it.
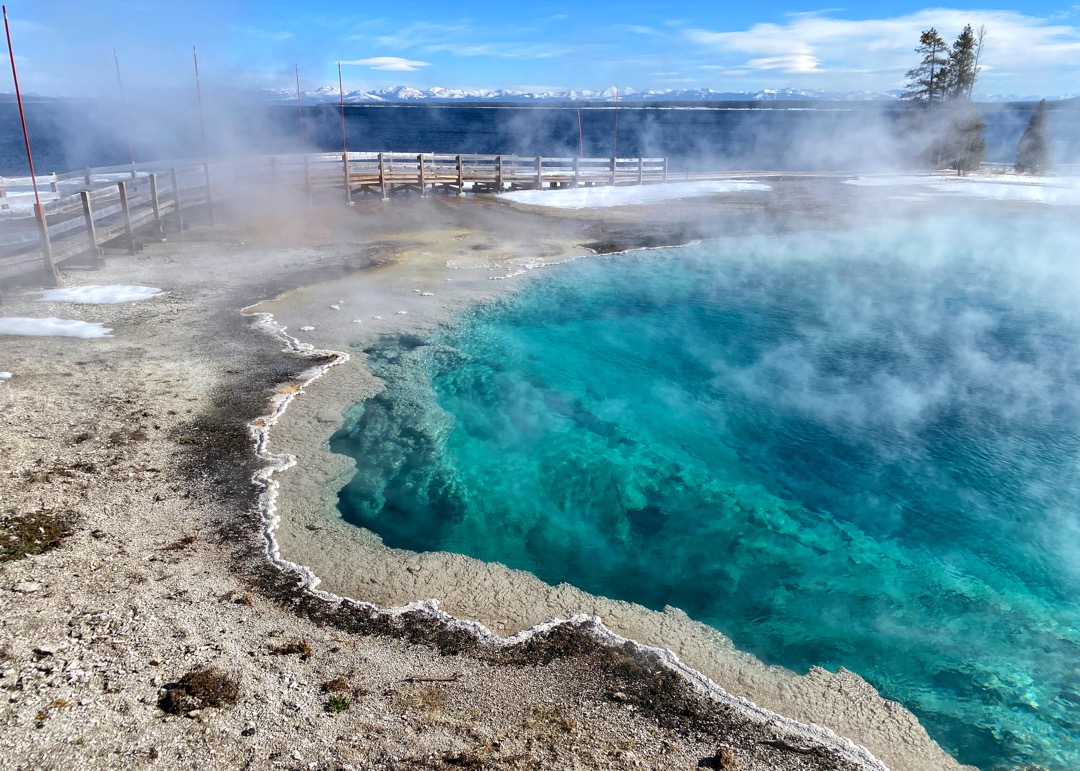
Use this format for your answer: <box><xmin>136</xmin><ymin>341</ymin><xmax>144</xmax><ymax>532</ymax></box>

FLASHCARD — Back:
<box><xmin>684</xmin><ymin>9</ymin><xmax>1080</xmax><ymax>91</ymax></box>
<box><xmin>340</xmin><ymin>57</ymin><xmax>430</xmax><ymax>71</ymax></box>
<box><xmin>619</xmin><ymin>24</ymin><xmax>663</xmax><ymax>37</ymax></box>
<box><xmin>368</xmin><ymin>19</ymin><xmax>578</xmax><ymax>60</ymax></box>
<box><xmin>422</xmin><ymin>41</ymin><xmax>573</xmax><ymax>59</ymax></box>
<box><xmin>747</xmin><ymin>54</ymin><xmax>822</xmax><ymax>73</ymax></box>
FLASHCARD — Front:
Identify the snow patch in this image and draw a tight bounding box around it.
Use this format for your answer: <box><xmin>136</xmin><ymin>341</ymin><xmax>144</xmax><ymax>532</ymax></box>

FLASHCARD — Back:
<box><xmin>844</xmin><ymin>174</ymin><xmax>1080</xmax><ymax>206</ymax></box>
<box><xmin>35</xmin><ymin>285</ymin><xmax>164</xmax><ymax>304</ymax></box>
<box><xmin>0</xmin><ymin>317</ymin><xmax>113</xmax><ymax>338</ymax></box>
<box><xmin>499</xmin><ymin>180</ymin><xmax>770</xmax><ymax>209</ymax></box>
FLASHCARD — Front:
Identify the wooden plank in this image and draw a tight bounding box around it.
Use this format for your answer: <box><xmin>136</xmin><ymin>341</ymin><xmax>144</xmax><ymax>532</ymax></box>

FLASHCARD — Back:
<box><xmin>117</xmin><ymin>180</ymin><xmax>137</xmax><ymax>254</ymax></box>
<box><xmin>34</xmin><ymin>203</ymin><xmax>59</xmax><ymax>285</ymax></box>
<box><xmin>79</xmin><ymin>191</ymin><xmax>99</xmax><ymax>258</ymax></box>
<box><xmin>170</xmin><ymin>168</ymin><xmax>184</xmax><ymax>230</ymax></box>
<box><xmin>149</xmin><ymin>174</ymin><xmax>163</xmax><ymax>235</ymax></box>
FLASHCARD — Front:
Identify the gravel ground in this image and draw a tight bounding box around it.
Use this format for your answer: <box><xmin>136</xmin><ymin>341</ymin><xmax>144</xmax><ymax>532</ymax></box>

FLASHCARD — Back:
<box><xmin>0</xmin><ymin>189</ymin><xmax>965</xmax><ymax>771</ymax></box>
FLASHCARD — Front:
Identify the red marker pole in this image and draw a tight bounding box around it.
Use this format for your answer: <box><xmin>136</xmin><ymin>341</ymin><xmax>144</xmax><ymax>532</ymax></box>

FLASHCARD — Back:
<box><xmin>192</xmin><ymin>45</ymin><xmax>215</xmax><ymax>223</ymax></box>
<box><xmin>113</xmin><ymin>48</ymin><xmax>136</xmax><ymax>175</ymax></box>
<box><xmin>611</xmin><ymin>86</ymin><xmax>620</xmax><ymax>185</ymax></box>
<box><xmin>3</xmin><ymin>4</ymin><xmax>57</xmax><ymax>282</ymax></box>
<box><xmin>295</xmin><ymin>64</ymin><xmax>310</xmax><ymax>202</ymax></box>
<box><xmin>613</xmin><ymin>85</ymin><xmax>620</xmax><ymax>159</ymax></box>
<box><xmin>295</xmin><ymin>63</ymin><xmax>305</xmax><ymax>142</ymax></box>
<box><xmin>577</xmin><ymin>107</ymin><xmax>583</xmax><ymax>158</ymax></box>
<box><xmin>339</xmin><ymin>62</ymin><xmax>351</xmax><ymax>203</ymax></box>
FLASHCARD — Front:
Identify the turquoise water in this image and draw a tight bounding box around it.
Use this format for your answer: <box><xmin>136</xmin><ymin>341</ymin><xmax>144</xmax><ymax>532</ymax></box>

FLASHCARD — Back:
<box><xmin>332</xmin><ymin>212</ymin><xmax>1080</xmax><ymax>770</ymax></box>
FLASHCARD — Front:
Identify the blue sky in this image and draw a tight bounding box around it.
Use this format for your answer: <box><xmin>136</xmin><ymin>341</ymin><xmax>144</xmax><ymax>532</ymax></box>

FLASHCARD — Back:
<box><xmin>4</xmin><ymin>1</ymin><xmax>1079</xmax><ymax>97</ymax></box>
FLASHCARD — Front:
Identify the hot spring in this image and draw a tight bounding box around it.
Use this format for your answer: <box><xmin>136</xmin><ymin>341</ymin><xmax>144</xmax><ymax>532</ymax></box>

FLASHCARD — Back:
<box><xmin>330</xmin><ymin>209</ymin><xmax>1080</xmax><ymax>770</ymax></box>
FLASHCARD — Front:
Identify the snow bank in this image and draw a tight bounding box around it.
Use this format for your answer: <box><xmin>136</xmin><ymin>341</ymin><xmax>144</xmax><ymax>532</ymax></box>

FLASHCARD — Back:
<box><xmin>0</xmin><ymin>317</ymin><xmax>113</xmax><ymax>338</ymax></box>
<box><xmin>499</xmin><ymin>180</ymin><xmax>770</xmax><ymax>209</ymax></box>
<box><xmin>35</xmin><ymin>285</ymin><xmax>164</xmax><ymax>304</ymax></box>
<box><xmin>845</xmin><ymin>174</ymin><xmax>1080</xmax><ymax>206</ymax></box>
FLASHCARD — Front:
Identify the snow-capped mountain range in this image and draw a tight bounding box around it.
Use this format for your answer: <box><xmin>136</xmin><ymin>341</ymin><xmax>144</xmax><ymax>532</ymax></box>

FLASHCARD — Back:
<box><xmin>267</xmin><ymin>85</ymin><xmax>1075</xmax><ymax>105</ymax></box>
<box><xmin>269</xmin><ymin>85</ymin><xmax>903</xmax><ymax>103</ymax></box>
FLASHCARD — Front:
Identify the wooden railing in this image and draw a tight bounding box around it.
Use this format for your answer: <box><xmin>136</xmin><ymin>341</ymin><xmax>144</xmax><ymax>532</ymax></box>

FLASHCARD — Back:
<box><xmin>0</xmin><ymin>161</ymin><xmax>212</xmax><ymax>283</ymax></box>
<box><xmin>0</xmin><ymin>152</ymin><xmax>669</xmax><ymax>285</ymax></box>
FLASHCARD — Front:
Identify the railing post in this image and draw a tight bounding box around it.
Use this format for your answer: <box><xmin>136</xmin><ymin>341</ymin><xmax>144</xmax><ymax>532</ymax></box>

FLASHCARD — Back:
<box><xmin>536</xmin><ymin>156</ymin><xmax>543</xmax><ymax>189</ymax></box>
<box><xmin>34</xmin><ymin>202</ymin><xmax>59</xmax><ymax>285</ymax></box>
<box><xmin>270</xmin><ymin>155</ymin><xmax>278</xmax><ymax>186</ymax></box>
<box><xmin>379</xmin><ymin>152</ymin><xmax>388</xmax><ymax>200</ymax></box>
<box><xmin>343</xmin><ymin>152</ymin><xmax>352</xmax><ymax>204</ymax></box>
<box><xmin>0</xmin><ymin>179</ymin><xmax>7</xmax><ymax>211</ymax></box>
<box><xmin>662</xmin><ymin>157</ymin><xmax>668</xmax><ymax>184</ymax></box>
<box><xmin>84</xmin><ymin>167</ymin><xmax>92</xmax><ymax>186</ymax></box>
<box><xmin>117</xmin><ymin>180</ymin><xmax>136</xmax><ymax>254</ymax></box>
<box><xmin>149</xmin><ymin>173</ymin><xmax>163</xmax><ymax>236</ymax></box>
<box><xmin>496</xmin><ymin>155</ymin><xmax>504</xmax><ymax>192</ymax></box>
<box><xmin>417</xmin><ymin>153</ymin><xmax>426</xmax><ymax>197</ymax></box>
<box><xmin>170</xmin><ymin>167</ymin><xmax>184</xmax><ymax>232</ymax></box>
<box><xmin>49</xmin><ymin>173</ymin><xmax>59</xmax><ymax>195</ymax></box>
<box><xmin>456</xmin><ymin>154</ymin><xmax>464</xmax><ymax>196</ymax></box>
<box><xmin>638</xmin><ymin>157</ymin><xmax>644</xmax><ymax>185</ymax></box>
<box><xmin>610</xmin><ymin>157</ymin><xmax>617</xmax><ymax>186</ymax></box>
<box><xmin>572</xmin><ymin>156</ymin><xmax>580</xmax><ymax>189</ymax></box>
<box><xmin>79</xmin><ymin>190</ymin><xmax>101</xmax><ymax>261</ymax></box>
<box><xmin>130</xmin><ymin>162</ymin><xmax>137</xmax><ymax>180</ymax></box>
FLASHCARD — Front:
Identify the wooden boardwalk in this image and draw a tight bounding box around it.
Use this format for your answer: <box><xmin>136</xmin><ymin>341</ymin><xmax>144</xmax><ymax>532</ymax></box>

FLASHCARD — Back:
<box><xmin>0</xmin><ymin>162</ymin><xmax>211</xmax><ymax>284</ymax></box>
<box><xmin>345</xmin><ymin>153</ymin><xmax>669</xmax><ymax>197</ymax></box>
<box><xmin>0</xmin><ymin>152</ymin><xmax>670</xmax><ymax>285</ymax></box>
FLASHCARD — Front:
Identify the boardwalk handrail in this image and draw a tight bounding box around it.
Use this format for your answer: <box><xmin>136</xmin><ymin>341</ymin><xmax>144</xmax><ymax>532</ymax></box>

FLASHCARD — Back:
<box><xmin>0</xmin><ymin>151</ymin><xmax>670</xmax><ymax>285</ymax></box>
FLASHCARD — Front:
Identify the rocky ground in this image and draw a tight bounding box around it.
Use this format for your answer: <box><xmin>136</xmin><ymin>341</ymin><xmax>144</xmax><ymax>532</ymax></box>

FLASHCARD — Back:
<box><xmin>0</xmin><ymin>189</ymin><xmax>944</xmax><ymax>770</ymax></box>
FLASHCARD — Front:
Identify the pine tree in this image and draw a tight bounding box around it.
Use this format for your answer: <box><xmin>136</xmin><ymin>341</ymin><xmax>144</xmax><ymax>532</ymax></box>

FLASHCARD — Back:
<box><xmin>903</xmin><ymin>28</ymin><xmax>950</xmax><ymax>104</ymax></box>
<box><xmin>944</xmin><ymin>102</ymin><xmax>986</xmax><ymax>173</ymax></box>
<box><xmin>1016</xmin><ymin>99</ymin><xmax>1052</xmax><ymax>173</ymax></box>
<box><xmin>947</xmin><ymin>25</ymin><xmax>980</xmax><ymax>99</ymax></box>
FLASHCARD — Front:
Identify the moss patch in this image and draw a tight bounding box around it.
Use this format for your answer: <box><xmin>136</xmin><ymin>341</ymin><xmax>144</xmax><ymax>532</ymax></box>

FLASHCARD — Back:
<box><xmin>158</xmin><ymin>666</ymin><xmax>241</xmax><ymax>714</ymax></box>
<box><xmin>0</xmin><ymin>509</ymin><xmax>75</xmax><ymax>562</ymax></box>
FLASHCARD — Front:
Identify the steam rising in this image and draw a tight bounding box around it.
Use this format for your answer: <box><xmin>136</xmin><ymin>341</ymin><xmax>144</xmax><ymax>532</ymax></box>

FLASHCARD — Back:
<box><xmin>330</xmin><ymin>203</ymin><xmax>1080</xmax><ymax>770</ymax></box>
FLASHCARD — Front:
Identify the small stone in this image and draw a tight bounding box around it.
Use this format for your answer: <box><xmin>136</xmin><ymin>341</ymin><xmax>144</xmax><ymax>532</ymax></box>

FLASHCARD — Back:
<box><xmin>13</xmin><ymin>582</ymin><xmax>42</xmax><ymax>593</ymax></box>
<box><xmin>610</xmin><ymin>691</ymin><xmax>629</xmax><ymax>702</ymax></box>
<box><xmin>185</xmin><ymin>709</ymin><xmax>201</xmax><ymax>719</ymax></box>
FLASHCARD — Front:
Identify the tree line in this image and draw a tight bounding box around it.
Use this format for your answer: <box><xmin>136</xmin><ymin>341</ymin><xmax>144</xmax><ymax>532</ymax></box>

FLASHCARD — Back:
<box><xmin>901</xmin><ymin>24</ymin><xmax>1051</xmax><ymax>173</ymax></box>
